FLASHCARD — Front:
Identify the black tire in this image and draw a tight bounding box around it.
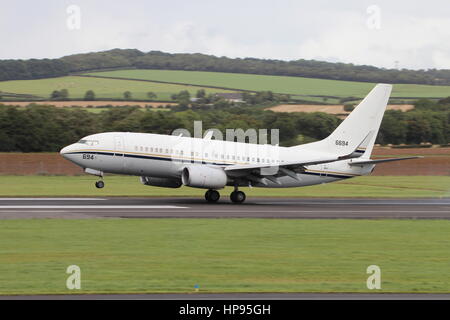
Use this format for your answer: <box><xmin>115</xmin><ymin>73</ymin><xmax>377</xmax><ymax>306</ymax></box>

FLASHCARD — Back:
<box><xmin>95</xmin><ymin>181</ymin><xmax>104</xmax><ymax>189</ymax></box>
<box><xmin>206</xmin><ymin>190</ymin><xmax>220</xmax><ymax>203</ymax></box>
<box><xmin>230</xmin><ymin>191</ymin><xmax>246</xmax><ymax>204</ymax></box>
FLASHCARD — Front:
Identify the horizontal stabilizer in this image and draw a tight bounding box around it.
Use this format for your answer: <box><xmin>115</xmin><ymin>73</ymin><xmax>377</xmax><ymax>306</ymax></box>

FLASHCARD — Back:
<box><xmin>349</xmin><ymin>156</ymin><xmax>422</xmax><ymax>166</ymax></box>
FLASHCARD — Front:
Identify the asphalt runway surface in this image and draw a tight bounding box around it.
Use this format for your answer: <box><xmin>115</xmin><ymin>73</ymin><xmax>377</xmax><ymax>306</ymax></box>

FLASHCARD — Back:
<box><xmin>0</xmin><ymin>197</ymin><xmax>449</xmax><ymax>219</ymax></box>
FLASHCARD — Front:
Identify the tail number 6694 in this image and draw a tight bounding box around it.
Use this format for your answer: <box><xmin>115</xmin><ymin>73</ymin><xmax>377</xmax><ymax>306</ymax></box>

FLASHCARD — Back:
<box><xmin>335</xmin><ymin>140</ymin><xmax>349</xmax><ymax>146</ymax></box>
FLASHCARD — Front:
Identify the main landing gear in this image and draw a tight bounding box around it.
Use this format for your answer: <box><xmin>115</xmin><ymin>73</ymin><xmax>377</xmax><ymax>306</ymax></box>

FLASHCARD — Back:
<box><xmin>95</xmin><ymin>180</ymin><xmax>105</xmax><ymax>189</ymax></box>
<box><xmin>204</xmin><ymin>188</ymin><xmax>246</xmax><ymax>204</ymax></box>
<box><xmin>205</xmin><ymin>189</ymin><xmax>220</xmax><ymax>203</ymax></box>
<box><xmin>230</xmin><ymin>190</ymin><xmax>246</xmax><ymax>204</ymax></box>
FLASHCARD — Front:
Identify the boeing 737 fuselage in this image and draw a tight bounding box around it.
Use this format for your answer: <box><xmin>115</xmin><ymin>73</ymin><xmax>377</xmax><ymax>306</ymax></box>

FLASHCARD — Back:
<box><xmin>60</xmin><ymin>84</ymin><xmax>418</xmax><ymax>203</ymax></box>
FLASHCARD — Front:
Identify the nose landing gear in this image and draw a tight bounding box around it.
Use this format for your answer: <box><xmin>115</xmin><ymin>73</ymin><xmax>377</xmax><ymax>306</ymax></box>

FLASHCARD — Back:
<box><xmin>95</xmin><ymin>180</ymin><xmax>105</xmax><ymax>189</ymax></box>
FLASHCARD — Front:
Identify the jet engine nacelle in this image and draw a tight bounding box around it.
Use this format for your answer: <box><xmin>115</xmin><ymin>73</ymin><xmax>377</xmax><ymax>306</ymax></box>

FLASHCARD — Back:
<box><xmin>140</xmin><ymin>176</ymin><xmax>182</xmax><ymax>188</ymax></box>
<box><xmin>181</xmin><ymin>165</ymin><xmax>227</xmax><ymax>189</ymax></box>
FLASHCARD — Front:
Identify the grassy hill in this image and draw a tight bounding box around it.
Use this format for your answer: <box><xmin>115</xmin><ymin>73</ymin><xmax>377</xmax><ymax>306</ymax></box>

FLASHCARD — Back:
<box><xmin>2</xmin><ymin>48</ymin><xmax>450</xmax><ymax>86</ymax></box>
<box><xmin>0</xmin><ymin>75</ymin><xmax>234</xmax><ymax>101</ymax></box>
<box><xmin>0</xmin><ymin>69</ymin><xmax>448</xmax><ymax>103</ymax></box>
<box><xmin>85</xmin><ymin>69</ymin><xmax>450</xmax><ymax>101</ymax></box>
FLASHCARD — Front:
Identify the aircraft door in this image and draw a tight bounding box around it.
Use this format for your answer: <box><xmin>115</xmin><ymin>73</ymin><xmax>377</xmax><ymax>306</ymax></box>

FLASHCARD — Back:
<box><xmin>320</xmin><ymin>164</ymin><xmax>328</xmax><ymax>177</ymax></box>
<box><xmin>114</xmin><ymin>135</ymin><xmax>125</xmax><ymax>169</ymax></box>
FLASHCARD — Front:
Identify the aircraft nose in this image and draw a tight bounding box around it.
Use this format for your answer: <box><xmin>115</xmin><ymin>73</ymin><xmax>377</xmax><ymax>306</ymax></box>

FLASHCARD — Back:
<box><xmin>60</xmin><ymin>145</ymin><xmax>72</xmax><ymax>157</ymax></box>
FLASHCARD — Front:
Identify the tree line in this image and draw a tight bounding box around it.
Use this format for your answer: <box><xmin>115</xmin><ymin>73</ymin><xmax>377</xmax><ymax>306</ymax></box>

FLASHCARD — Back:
<box><xmin>0</xmin><ymin>96</ymin><xmax>447</xmax><ymax>152</ymax></box>
<box><xmin>49</xmin><ymin>89</ymin><xmax>158</xmax><ymax>101</ymax></box>
<box><xmin>1</xmin><ymin>49</ymin><xmax>450</xmax><ymax>85</ymax></box>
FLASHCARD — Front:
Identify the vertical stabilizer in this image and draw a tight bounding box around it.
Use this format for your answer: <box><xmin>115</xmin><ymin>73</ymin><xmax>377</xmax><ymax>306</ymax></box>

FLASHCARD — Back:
<box><xmin>296</xmin><ymin>84</ymin><xmax>392</xmax><ymax>158</ymax></box>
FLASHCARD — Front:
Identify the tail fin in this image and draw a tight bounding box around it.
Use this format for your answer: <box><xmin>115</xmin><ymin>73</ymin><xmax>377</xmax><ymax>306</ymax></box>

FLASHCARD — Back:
<box><xmin>302</xmin><ymin>84</ymin><xmax>392</xmax><ymax>158</ymax></box>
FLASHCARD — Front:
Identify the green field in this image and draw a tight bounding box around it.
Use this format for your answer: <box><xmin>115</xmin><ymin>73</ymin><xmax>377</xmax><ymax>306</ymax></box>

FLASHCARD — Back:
<box><xmin>86</xmin><ymin>69</ymin><xmax>450</xmax><ymax>99</ymax></box>
<box><xmin>1</xmin><ymin>69</ymin><xmax>448</xmax><ymax>104</ymax></box>
<box><xmin>0</xmin><ymin>176</ymin><xmax>447</xmax><ymax>198</ymax></box>
<box><xmin>0</xmin><ymin>76</ymin><xmax>233</xmax><ymax>101</ymax></box>
<box><xmin>1</xmin><ymin>218</ymin><xmax>450</xmax><ymax>294</ymax></box>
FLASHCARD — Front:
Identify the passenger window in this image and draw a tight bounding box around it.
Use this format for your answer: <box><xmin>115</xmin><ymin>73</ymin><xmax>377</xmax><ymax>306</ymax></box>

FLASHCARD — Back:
<box><xmin>140</xmin><ymin>146</ymin><xmax>143</xmax><ymax>152</ymax></box>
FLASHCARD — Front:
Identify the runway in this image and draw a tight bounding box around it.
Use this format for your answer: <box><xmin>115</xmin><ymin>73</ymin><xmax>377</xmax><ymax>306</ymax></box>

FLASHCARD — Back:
<box><xmin>0</xmin><ymin>197</ymin><xmax>449</xmax><ymax>219</ymax></box>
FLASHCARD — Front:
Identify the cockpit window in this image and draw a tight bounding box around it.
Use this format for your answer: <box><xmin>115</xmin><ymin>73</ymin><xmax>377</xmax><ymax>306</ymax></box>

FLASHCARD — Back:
<box><xmin>78</xmin><ymin>139</ymin><xmax>99</xmax><ymax>146</ymax></box>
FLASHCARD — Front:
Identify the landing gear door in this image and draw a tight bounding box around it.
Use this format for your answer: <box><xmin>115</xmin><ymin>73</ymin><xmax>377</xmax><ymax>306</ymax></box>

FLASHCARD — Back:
<box><xmin>114</xmin><ymin>135</ymin><xmax>125</xmax><ymax>169</ymax></box>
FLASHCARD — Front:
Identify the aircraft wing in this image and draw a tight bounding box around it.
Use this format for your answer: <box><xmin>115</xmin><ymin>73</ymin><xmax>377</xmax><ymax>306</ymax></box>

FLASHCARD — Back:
<box><xmin>223</xmin><ymin>157</ymin><xmax>340</xmax><ymax>185</ymax></box>
<box><xmin>225</xmin><ymin>131</ymin><xmax>378</xmax><ymax>173</ymax></box>
<box><xmin>224</xmin><ymin>156</ymin><xmax>340</xmax><ymax>172</ymax></box>
<box><xmin>349</xmin><ymin>156</ymin><xmax>422</xmax><ymax>166</ymax></box>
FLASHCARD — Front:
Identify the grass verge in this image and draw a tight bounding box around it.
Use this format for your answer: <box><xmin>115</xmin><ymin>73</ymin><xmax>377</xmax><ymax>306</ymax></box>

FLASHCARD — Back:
<box><xmin>1</xmin><ymin>219</ymin><xmax>450</xmax><ymax>294</ymax></box>
<box><xmin>0</xmin><ymin>175</ymin><xmax>447</xmax><ymax>197</ymax></box>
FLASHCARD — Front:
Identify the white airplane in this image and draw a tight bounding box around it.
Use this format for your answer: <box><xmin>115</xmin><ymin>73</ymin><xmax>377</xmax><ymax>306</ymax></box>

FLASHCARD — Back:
<box><xmin>60</xmin><ymin>84</ymin><xmax>419</xmax><ymax>203</ymax></box>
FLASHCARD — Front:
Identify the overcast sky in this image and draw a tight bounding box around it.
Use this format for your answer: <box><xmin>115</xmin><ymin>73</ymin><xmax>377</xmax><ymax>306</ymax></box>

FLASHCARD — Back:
<box><xmin>1</xmin><ymin>0</ymin><xmax>449</xmax><ymax>70</ymax></box>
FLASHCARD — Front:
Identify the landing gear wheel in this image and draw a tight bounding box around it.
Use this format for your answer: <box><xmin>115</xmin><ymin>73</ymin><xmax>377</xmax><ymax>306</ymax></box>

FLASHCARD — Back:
<box><xmin>95</xmin><ymin>180</ymin><xmax>104</xmax><ymax>189</ymax></box>
<box><xmin>230</xmin><ymin>191</ymin><xmax>246</xmax><ymax>204</ymax></box>
<box><xmin>205</xmin><ymin>189</ymin><xmax>220</xmax><ymax>203</ymax></box>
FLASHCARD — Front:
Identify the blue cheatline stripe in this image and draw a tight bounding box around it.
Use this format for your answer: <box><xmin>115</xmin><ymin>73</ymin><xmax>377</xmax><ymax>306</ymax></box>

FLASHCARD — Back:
<box><xmin>66</xmin><ymin>151</ymin><xmax>230</xmax><ymax>166</ymax></box>
<box><xmin>66</xmin><ymin>151</ymin><xmax>356</xmax><ymax>179</ymax></box>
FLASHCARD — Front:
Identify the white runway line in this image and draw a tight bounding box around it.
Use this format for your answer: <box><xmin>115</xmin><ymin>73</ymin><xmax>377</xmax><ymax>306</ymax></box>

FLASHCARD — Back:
<box><xmin>0</xmin><ymin>210</ymin><xmax>68</xmax><ymax>213</ymax></box>
<box><xmin>0</xmin><ymin>205</ymin><xmax>187</xmax><ymax>209</ymax></box>
<box><xmin>0</xmin><ymin>198</ymin><xmax>107</xmax><ymax>201</ymax></box>
<box><xmin>257</xmin><ymin>201</ymin><xmax>450</xmax><ymax>205</ymax></box>
<box><xmin>84</xmin><ymin>210</ymin><xmax>447</xmax><ymax>214</ymax></box>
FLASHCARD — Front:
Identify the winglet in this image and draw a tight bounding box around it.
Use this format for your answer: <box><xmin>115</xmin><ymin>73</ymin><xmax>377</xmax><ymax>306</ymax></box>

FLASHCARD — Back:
<box><xmin>337</xmin><ymin>131</ymin><xmax>375</xmax><ymax>160</ymax></box>
<box><xmin>354</xmin><ymin>130</ymin><xmax>374</xmax><ymax>156</ymax></box>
